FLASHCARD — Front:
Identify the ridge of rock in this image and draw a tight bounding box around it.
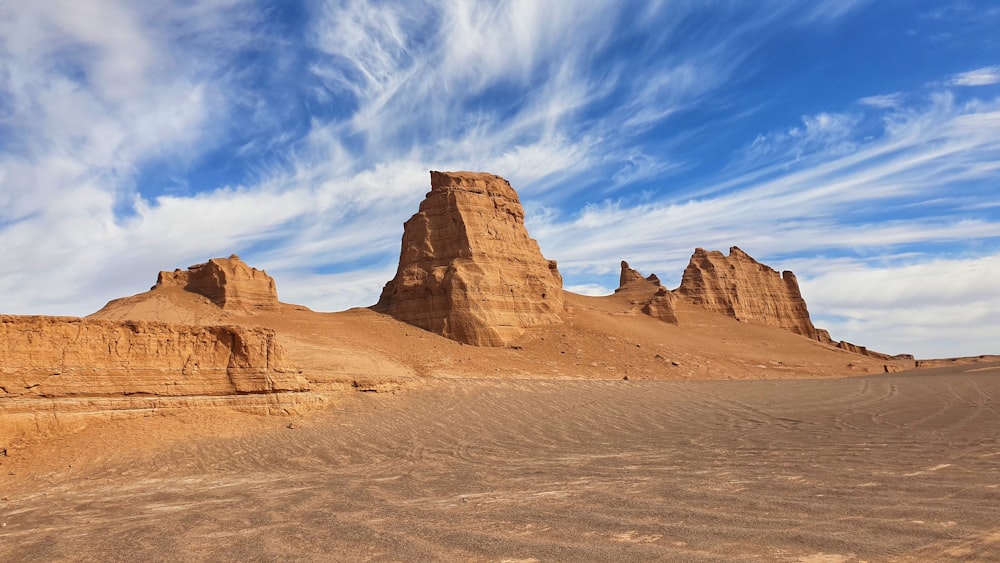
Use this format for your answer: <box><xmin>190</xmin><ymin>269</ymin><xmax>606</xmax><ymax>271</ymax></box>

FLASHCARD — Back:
<box><xmin>155</xmin><ymin>254</ymin><xmax>279</xmax><ymax>311</ymax></box>
<box><xmin>0</xmin><ymin>315</ymin><xmax>307</xmax><ymax>398</ymax></box>
<box><xmin>614</xmin><ymin>261</ymin><xmax>678</xmax><ymax>324</ymax></box>
<box><xmin>374</xmin><ymin>171</ymin><xmax>564</xmax><ymax>346</ymax></box>
<box><xmin>675</xmin><ymin>246</ymin><xmax>819</xmax><ymax>339</ymax></box>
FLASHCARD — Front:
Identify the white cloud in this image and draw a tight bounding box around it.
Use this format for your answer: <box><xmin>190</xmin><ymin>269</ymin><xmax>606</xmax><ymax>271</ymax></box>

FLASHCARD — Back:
<box><xmin>801</xmin><ymin>253</ymin><xmax>1000</xmax><ymax>358</ymax></box>
<box><xmin>275</xmin><ymin>268</ymin><xmax>398</xmax><ymax>312</ymax></box>
<box><xmin>949</xmin><ymin>66</ymin><xmax>1000</xmax><ymax>87</ymax></box>
<box><xmin>857</xmin><ymin>93</ymin><xmax>905</xmax><ymax>108</ymax></box>
<box><xmin>0</xmin><ymin>0</ymin><xmax>266</xmax><ymax>222</ymax></box>
<box><xmin>565</xmin><ymin>284</ymin><xmax>614</xmax><ymax>297</ymax></box>
<box><xmin>0</xmin><ymin>0</ymin><xmax>271</xmax><ymax>313</ymax></box>
<box><xmin>741</xmin><ymin>111</ymin><xmax>860</xmax><ymax>165</ymax></box>
<box><xmin>531</xmin><ymin>91</ymin><xmax>1000</xmax><ymax>305</ymax></box>
<box><xmin>803</xmin><ymin>0</ymin><xmax>870</xmax><ymax>22</ymax></box>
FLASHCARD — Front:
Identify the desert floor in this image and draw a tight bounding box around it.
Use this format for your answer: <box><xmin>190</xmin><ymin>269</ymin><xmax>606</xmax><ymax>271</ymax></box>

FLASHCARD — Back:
<box><xmin>2</xmin><ymin>364</ymin><xmax>999</xmax><ymax>562</ymax></box>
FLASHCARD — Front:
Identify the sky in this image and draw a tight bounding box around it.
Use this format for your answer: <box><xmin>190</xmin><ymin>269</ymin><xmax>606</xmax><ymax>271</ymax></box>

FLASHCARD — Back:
<box><xmin>1</xmin><ymin>1</ymin><xmax>998</xmax><ymax>359</ymax></box>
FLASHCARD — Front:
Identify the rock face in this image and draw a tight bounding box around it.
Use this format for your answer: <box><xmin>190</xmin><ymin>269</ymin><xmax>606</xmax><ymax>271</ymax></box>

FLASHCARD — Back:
<box><xmin>676</xmin><ymin>247</ymin><xmax>819</xmax><ymax>339</ymax></box>
<box><xmin>619</xmin><ymin>261</ymin><xmax>647</xmax><ymax>287</ymax></box>
<box><xmin>835</xmin><ymin>340</ymin><xmax>899</xmax><ymax>361</ymax></box>
<box><xmin>615</xmin><ymin>261</ymin><xmax>678</xmax><ymax>324</ymax></box>
<box><xmin>155</xmin><ymin>255</ymin><xmax>279</xmax><ymax>311</ymax></box>
<box><xmin>0</xmin><ymin>315</ymin><xmax>307</xmax><ymax>399</ymax></box>
<box><xmin>374</xmin><ymin>171</ymin><xmax>564</xmax><ymax>346</ymax></box>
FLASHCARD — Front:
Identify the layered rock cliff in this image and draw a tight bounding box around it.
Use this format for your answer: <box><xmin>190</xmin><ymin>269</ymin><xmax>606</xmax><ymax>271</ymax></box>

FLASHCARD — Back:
<box><xmin>0</xmin><ymin>315</ymin><xmax>307</xmax><ymax>399</ymax></box>
<box><xmin>675</xmin><ymin>247</ymin><xmax>819</xmax><ymax>339</ymax></box>
<box><xmin>615</xmin><ymin>261</ymin><xmax>678</xmax><ymax>324</ymax></box>
<box><xmin>374</xmin><ymin>171</ymin><xmax>564</xmax><ymax>346</ymax></box>
<box><xmin>155</xmin><ymin>254</ymin><xmax>279</xmax><ymax>311</ymax></box>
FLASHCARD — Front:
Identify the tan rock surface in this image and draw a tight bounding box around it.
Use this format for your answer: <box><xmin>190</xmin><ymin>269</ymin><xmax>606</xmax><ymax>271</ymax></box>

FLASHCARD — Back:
<box><xmin>151</xmin><ymin>254</ymin><xmax>279</xmax><ymax>311</ymax></box>
<box><xmin>618</xmin><ymin>260</ymin><xmax>647</xmax><ymax>287</ymax></box>
<box><xmin>835</xmin><ymin>340</ymin><xmax>911</xmax><ymax>362</ymax></box>
<box><xmin>0</xmin><ymin>315</ymin><xmax>306</xmax><ymax>399</ymax></box>
<box><xmin>676</xmin><ymin>246</ymin><xmax>820</xmax><ymax>339</ymax></box>
<box><xmin>374</xmin><ymin>171</ymin><xmax>563</xmax><ymax>346</ymax></box>
<box><xmin>614</xmin><ymin>261</ymin><xmax>678</xmax><ymax>324</ymax></box>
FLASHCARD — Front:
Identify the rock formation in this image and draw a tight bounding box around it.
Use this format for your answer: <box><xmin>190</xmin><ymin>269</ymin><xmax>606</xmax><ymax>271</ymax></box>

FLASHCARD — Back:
<box><xmin>675</xmin><ymin>247</ymin><xmax>819</xmax><ymax>339</ymax></box>
<box><xmin>155</xmin><ymin>254</ymin><xmax>279</xmax><ymax>311</ymax></box>
<box><xmin>816</xmin><ymin>328</ymin><xmax>834</xmax><ymax>344</ymax></box>
<box><xmin>374</xmin><ymin>171</ymin><xmax>564</xmax><ymax>346</ymax></box>
<box><xmin>834</xmin><ymin>340</ymin><xmax>901</xmax><ymax>361</ymax></box>
<box><xmin>0</xmin><ymin>315</ymin><xmax>307</xmax><ymax>399</ymax></box>
<box><xmin>615</xmin><ymin>261</ymin><xmax>678</xmax><ymax>324</ymax></box>
<box><xmin>619</xmin><ymin>261</ymin><xmax>647</xmax><ymax>287</ymax></box>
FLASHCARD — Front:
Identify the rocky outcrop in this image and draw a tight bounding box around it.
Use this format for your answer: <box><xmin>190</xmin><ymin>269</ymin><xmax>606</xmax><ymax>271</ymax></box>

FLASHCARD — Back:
<box><xmin>155</xmin><ymin>254</ymin><xmax>279</xmax><ymax>311</ymax></box>
<box><xmin>0</xmin><ymin>315</ymin><xmax>307</xmax><ymax>399</ymax></box>
<box><xmin>915</xmin><ymin>355</ymin><xmax>998</xmax><ymax>368</ymax></box>
<box><xmin>676</xmin><ymin>247</ymin><xmax>819</xmax><ymax>339</ymax></box>
<box><xmin>835</xmin><ymin>340</ymin><xmax>901</xmax><ymax>361</ymax></box>
<box><xmin>615</xmin><ymin>261</ymin><xmax>678</xmax><ymax>324</ymax></box>
<box><xmin>619</xmin><ymin>261</ymin><xmax>647</xmax><ymax>287</ymax></box>
<box><xmin>816</xmin><ymin>328</ymin><xmax>834</xmax><ymax>345</ymax></box>
<box><xmin>835</xmin><ymin>340</ymin><xmax>871</xmax><ymax>357</ymax></box>
<box><xmin>374</xmin><ymin>171</ymin><xmax>564</xmax><ymax>346</ymax></box>
<box><xmin>641</xmin><ymin>292</ymin><xmax>678</xmax><ymax>324</ymax></box>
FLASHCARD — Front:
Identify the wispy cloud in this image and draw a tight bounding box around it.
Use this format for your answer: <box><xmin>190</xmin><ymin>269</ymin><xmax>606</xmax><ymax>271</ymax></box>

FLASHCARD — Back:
<box><xmin>802</xmin><ymin>0</ymin><xmax>870</xmax><ymax>22</ymax></box>
<box><xmin>532</xmin><ymin>90</ymin><xmax>1000</xmax><ymax>290</ymax></box>
<box><xmin>740</xmin><ymin>111</ymin><xmax>861</xmax><ymax>165</ymax></box>
<box><xmin>949</xmin><ymin>66</ymin><xmax>1000</xmax><ymax>86</ymax></box>
<box><xmin>0</xmin><ymin>0</ymin><xmax>279</xmax><ymax>228</ymax></box>
<box><xmin>857</xmin><ymin>93</ymin><xmax>905</xmax><ymax>108</ymax></box>
<box><xmin>0</xmin><ymin>0</ymin><xmax>274</xmax><ymax>311</ymax></box>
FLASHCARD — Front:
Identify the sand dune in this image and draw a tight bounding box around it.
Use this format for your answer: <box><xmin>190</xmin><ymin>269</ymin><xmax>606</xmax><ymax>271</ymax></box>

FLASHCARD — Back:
<box><xmin>3</xmin><ymin>364</ymin><xmax>998</xmax><ymax>561</ymax></box>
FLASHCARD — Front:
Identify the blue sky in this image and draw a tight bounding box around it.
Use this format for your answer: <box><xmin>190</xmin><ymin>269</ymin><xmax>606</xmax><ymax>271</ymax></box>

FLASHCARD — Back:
<box><xmin>1</xmin><ymin>1</ymin><xmax>998</xmax><ymax>359</ymax></box>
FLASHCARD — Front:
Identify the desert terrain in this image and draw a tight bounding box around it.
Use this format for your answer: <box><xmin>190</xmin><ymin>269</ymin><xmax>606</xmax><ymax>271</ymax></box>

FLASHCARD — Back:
<box><xmin>2</xmin><ymin>172</ymin><xmax>997</xmax><ymax>561</ymax></box>
<box><xmin>2</xmin><ymin>364</ymin><xmax>999</xmax><ymax>562</ymax></box>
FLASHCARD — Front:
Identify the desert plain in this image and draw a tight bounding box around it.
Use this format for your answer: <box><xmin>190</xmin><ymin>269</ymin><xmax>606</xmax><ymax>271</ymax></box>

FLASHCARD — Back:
<box><xmin>3</xmin><ymin>363</ymin><xmax>1000</xmax><ymax>561</ymax></box>
<box><xmin>2</xmin><ymin>172</ymin><xmax>998</xmax><ymax>562</ymax></box>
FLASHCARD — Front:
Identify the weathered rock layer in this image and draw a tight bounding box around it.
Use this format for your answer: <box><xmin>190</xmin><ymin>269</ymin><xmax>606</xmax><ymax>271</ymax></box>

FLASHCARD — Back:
<box><xmin>155</xmin><ymin>254</ymin><xmax>279</xmax><ymax>311</ymax></box>
<box><xmin>676</xmin><ymin>247</ymin><xmax>819</xmax><ymax>339</ymax></box>
<box><xmin>0</xmin><ymin>315</ymin><xmax>307</xmax><ymax>399</ymax></box>
<box><xmin>615</xmin><ymin>261</ymin><xmax>678</xmax><ymax>324</ymax></box>
<box><xmin>375</xmin><ymin>171</ymin><xmax>563</xmax><ymax>346</ymax></box>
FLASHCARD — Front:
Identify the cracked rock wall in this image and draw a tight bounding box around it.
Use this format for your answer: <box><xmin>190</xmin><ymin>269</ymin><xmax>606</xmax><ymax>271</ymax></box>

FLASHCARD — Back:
<box><xmin>0</xmin><ymin>315</ymin><xmax>307</xmax><ymax>399</ymax></box>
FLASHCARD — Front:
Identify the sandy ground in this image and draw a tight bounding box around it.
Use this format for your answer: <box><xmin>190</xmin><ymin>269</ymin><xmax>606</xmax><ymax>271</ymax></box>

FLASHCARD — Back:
<box><xmin>2</xmin><ymin>364</ymin><xmax>999</xmax><ymax>562</ymax></box>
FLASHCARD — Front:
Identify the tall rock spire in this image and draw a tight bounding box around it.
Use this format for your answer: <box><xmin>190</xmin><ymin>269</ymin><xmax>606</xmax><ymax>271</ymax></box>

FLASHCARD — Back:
<box><xmin>374</xmin><ymin>171</ymin><xmax>564</xmax><ymax>346</ymax></box>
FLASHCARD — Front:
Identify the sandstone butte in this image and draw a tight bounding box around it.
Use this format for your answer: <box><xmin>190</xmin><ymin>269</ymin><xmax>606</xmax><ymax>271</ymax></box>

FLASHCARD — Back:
<box><xmin>153</xmin><ymin>254</ymin><xmax>280</xmax><ymax>311</ymax></box>
<box><xmin>675</xmin><ymin>246</ymin><xmax>820</xmax><ymax>339</ymax></box>
<box><xmin>615</xmin><ymin>253</ymin><xmax>814</xmax><ymax>337</ymax></box>
<box><xmin>616</xmin><ymin>251</ymin><xmax>907</xmax><ymax>361</ymax></box>
<box><xmin>373</xmin><ymin>171</ymin><xmax>564</xmax><ymax>346</ymax></box>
